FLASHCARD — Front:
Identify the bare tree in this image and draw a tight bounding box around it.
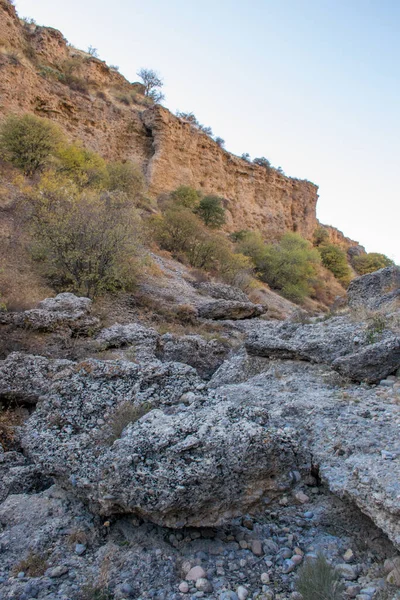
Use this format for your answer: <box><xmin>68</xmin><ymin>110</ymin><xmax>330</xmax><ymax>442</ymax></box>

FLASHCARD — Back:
<box><xmin>137</xmin><ymin>68</ymin><xmax>165</xmax><ymax>103</ymax></box>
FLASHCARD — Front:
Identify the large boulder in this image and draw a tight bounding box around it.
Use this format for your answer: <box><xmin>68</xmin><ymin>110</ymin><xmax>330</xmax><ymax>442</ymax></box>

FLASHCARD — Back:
<box><xmin>95</xmin><ymin>322</ymin><xmax>160</xmax><ymax>361</ymax></box>
<box><xmin>245</xmin><ymin>316</ymin><xmax>366</xmax><ymax>363</ymax></box>
<box><xmin>347</xmin><ymin>266</ymin><xmax>400</xmax><ymax>311</ymax></box>
<box><xmin>198</xmin><ymin>300</ymin><xmax>264</xmax><ymax>320</ymax></box>
<box><xmin>0</xmin><ymin>352</ymin><xmax>73</xmax><ymax>404</ymax></box>
<box><xmin>194</xmin><ymin>281</ymin><xmax>249</xmax><ymax>302</ymax></box>
<box><xmin>332</xmin><ymin>337</ymin><xmax>400</xmax><ymax>383</ymax></box>
<box><xmin>157</xmin><ymin>333</ymin><xmax>229</xmax><ymax>378</ymax></box>
<box><xmin>0</xmin><ymin>292</ymin><xmax>100</xmax><ymax>334</ymax></box>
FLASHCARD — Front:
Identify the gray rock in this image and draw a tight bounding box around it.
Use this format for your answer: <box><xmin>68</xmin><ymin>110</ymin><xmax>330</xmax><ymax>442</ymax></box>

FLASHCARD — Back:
<box><xmin>0</xmin><ymin>293</ymin><xmax>100</xmax><ymax>334</ymax></box>
<box><xmin>347</xmin><ymin>266</ymin><xmax>400</xmax><ymax>311</ymax></box>
<box><xmin>158</xmin><ymin>333</ymin><xmax>229</xmax><ymax>378</ymax></box>
<box><xmin>198</xmin><ymin>300</ymin><xmax>264</xmax><ymax>320</ymax></box>
<box><xmin>95</xmin><ymin>322</ymin><xmax>159</xmax><ymax>360</ymax></box>
<box><xmin>332</xmin><ymin>338</ymin><xmax>400</xmax><ymax>383</ymax></box>
<box><xmin>245</xmin><ymin>316</ymin><xmax>367</xmax><ymax>363</ymax></box>
<box><xmin>195</xmin><ymin>282</ymin><xmax>249</xmax><ymax>303</ymax></box>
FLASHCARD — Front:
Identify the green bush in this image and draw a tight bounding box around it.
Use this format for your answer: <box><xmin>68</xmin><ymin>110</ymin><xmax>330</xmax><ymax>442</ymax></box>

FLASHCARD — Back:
<box><xmin>0</xmin><ymin>114</ymin><xmax>63</xmax><ymax>175</ymax></box>
<box><xmin>296</xmin><ymin>554</ymin><xmax>344</xmax><ymax>600</ymax></box>
<box><xmin>353</xmin><ymin>252</ymin><xmax>394</xmax><ymax>275</ymax></box>
<box><xmin>313</xmin><ymin>225</ymin><xmax>330</xmax><ymax>247</ymax></box>
<box><xmin>318</xmin><ymin>244</ymin><xmax>352</xmax><ymax>286</ymax></box>
<box><xmin>169</xmin><ymin>185</ymin><xmax>201</xmax><ymax>209</ymax></box>
<box><xmin>151</xmin><ymin>207</ymin><xmax>252</xmax><ymax>285</ymax></box>
<box><xmin>237</xmin><ymin>232</ymin><xmax>321</xmax><ymax>303</ymax></box>
<box><xmin>107</xmin><ymin>160</ymin><xmax>145</xmax><ymax>198</ymax></box>
<box><xmin>55</xmin><ymin>143</ymin><xmax>108</xmax><ymax>189</ymax></box>
<box><xmin>196</xmin><ymin>195</ymin><xmax>226</xmax><ymax>228</ymax></box>
<box><xmin>152</xmin><ymin>206</ymin><xmax>205</xmax><ymax>255</ymax></box>
<box><xmin>27</xmin><ymin>174</ymin><xmax>143</xmax><ymax>298</ymax></box>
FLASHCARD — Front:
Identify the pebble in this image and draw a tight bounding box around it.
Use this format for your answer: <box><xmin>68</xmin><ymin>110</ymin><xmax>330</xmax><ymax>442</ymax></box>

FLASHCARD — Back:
<box><xmin>195</xmin><ymin>578</ymin><xmax>213</xmax><ymax>593</ymax></box>
<box><xmin>343</xmin><ymin>549</ymin><xmax>355</xmax><ymax>563</ymax></box>
<box><xmin>185</xmin><ymin>566</ymin><xmax>207</xmax><ymax>581</ymax></box>
<box><xmin>260</xmin><ymin>573</ymin><xmax>270</xmax><ymax>584</ymax></box>
<box><xmin>236</xmin><ymin>586</ymin><xmax>248</xmax><ymax>600</ymax></box>
<box><xmin>251</xmin><ymin>540</ymin><xmax>263</xmax><ymax>556</ymax></box>
<box><xmin>291</xmin><ymin>554</ymin><xmax>303</xmax><ymax>565</ymax></box>
<box><xmin>47</xmin><ymin>566</ymin><xmax>69</xmax><ymax>578</ymax></box>
<box><xmin>282</xmin><ymin>559</ymin><xmax>296</xmax><ymax>574</ymax></box>
<box><xmin>179</xmin><ymin>582</ymin><xmax>189</xmax><ymax>593</ymax></box>
<box><xmin>304</xmin><ymin>511</ymin><xmax>314</xmax><ymax>519</ymax></box>
<box><xmin>337</xmin><ymin>564</ymin><xmax>358</xmax><ymax>580</ymax></box>
<box><xmin>75</xmin><ymin>543</ymin><xmax>87</xmax><ymax>555</ymax></box>
<box><xmin>294</xmin><ymin>491</ymin><xmax>309</xmax><ymax>504</ymax></box>
<box><xmin>219</xmin><ymin>593</ymin><xmax>239</xmax><ymax>600</ymax></box>
<box><xmin>345</xmin><ymin>585</ymin><xmax>361</xmax><ymax>597</ymax></box>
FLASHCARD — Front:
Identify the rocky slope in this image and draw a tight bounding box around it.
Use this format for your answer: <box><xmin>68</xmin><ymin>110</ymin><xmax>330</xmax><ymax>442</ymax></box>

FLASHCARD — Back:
<box><xmin>0</xmin><ymin>0</ymin><xmax>358</xmax><ymax>247</ymax></box>
<box><xmin>0</xmin><ymin>267</ymin><xmax>400</xmax><ymax>599</ymax></box>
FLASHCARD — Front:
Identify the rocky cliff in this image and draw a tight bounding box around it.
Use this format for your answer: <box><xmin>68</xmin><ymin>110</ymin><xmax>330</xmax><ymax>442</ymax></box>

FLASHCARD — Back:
<box><xmin>0</xmin><ymin>0</ymin><xmax>359</xmax><ymax>246</ymax></box>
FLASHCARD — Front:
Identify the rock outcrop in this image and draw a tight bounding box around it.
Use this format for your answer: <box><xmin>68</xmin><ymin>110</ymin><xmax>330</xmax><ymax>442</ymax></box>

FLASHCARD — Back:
<box><xmin>0</xmin><ymin>0</ymin><xmax>361</xmax><ymax>248</ymax></box>
<box><xmin>0</xmin><ymin>292</ymin><xmax>100</xmax><ymax>334</ymax></box>
<box><xmin>347</xmin><ymin>266</ymin><xmax>400</xmax><ymax>311</ymax></box>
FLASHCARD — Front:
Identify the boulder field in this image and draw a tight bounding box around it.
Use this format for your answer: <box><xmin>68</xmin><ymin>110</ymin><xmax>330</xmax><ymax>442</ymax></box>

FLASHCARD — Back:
<box><xmin>0</xmin><ymin>267</ymin><xmax>400</xmax><ymax>599</ymax></box>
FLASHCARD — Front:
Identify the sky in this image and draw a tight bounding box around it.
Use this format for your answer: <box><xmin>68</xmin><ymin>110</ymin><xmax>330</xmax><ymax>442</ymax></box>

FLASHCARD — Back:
<box><xmin>14</xmin><ymin>0</ymin><xmax>400</xmax><ymax>263</ymax></box>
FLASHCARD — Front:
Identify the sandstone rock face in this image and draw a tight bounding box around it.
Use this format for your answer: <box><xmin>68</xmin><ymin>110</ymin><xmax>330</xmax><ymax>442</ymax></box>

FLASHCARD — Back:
<box><xmin>142</xmin><ymin>107</ymin><xmax>319</xmax><ymax>241</ymax></box>
<box><xmin>198</xmin><ymin>300</ymin><xmax>265</xmax><ymax>320</ymax></box>
<box><xmin>347</xmin><ymin>266</ymin><xmax>400</xmax><ymax>311</ymax></box>
<box><xmin>0</xmin><ymin>2</ymin><xmax>360</xmax><ymax>247</ymax></box>
<box><xmin>0</xmin><ymin>292</ymin><xmax>100</xmax><ymax>333</ymax></box>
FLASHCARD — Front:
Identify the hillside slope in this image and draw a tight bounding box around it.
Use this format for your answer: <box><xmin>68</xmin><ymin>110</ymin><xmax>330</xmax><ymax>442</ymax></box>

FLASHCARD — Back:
<box><xmin>0</xmin><ymin>0</ymin><xmax>359</xmax><ymax>248</ymax></box>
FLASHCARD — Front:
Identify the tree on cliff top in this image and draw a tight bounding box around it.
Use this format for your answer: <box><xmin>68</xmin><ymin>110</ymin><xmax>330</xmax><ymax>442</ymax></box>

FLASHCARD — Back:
<box><xmin>137</xmin><ymin>68</ymin><xmax>165</xmax><ymax>103</ymax></box>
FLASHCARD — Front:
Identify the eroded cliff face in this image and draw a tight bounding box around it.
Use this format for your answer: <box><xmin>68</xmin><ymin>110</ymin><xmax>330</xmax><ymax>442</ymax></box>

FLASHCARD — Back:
<box><xmin>142</xmin><ymin>107</ymin><xmax>319</xmax><ymax>240</ymax></box>
<box><xmin>0</xmin><ymin>0</ymin><xmax>358</xmax><ymax>246</ymax></box>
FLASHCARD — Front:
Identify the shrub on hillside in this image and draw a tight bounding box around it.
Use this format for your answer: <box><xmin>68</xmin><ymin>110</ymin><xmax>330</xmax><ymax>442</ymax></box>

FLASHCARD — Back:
<box><xmin>26</xmin><ymin>175</ymin><xmax>143</xmax><ymax>298</ymax></box>
<box><xmin>353</xmin><ymin>252</ymin><xmax>394</xmax><ymax>275</ymax></box>
<box><xmin>196</xmin><ymin>195</ymin><xmax>226</xmax><ymax>229</ymax></box>
<box><xmin>318</xmin><ymin>243</ymin><xmax>352</xmax><ymax>286</ymax></box>
<box><xmin>151</xmin><ymin>207</ymin><xmax>252</xmax><ymax>285</ymax></box>
<box><xmin>313</xmin><ymin>225</ymin><xmax>330</xmax><ymax>247</ymax></box>
<box><xmin>168</xmin><ymin>185</ymin><xmax>201</xmax><ymax>209</ymax></box>
<box><xmin>0</xmin><ymin>114</ymin><xmax>63</xmax><ymax>175</ymax></box>
<box><xmin>55</xmin><ymin>143</ymin><xmax>108</xmax><ymax>189</ymax></box>
<box><xmin>253</xmin><ymin>156</ymin><xmax>271</xmax><ymax>169</ymax></box>
<box><xmin>107</xmin><ymin>160</ymin><xmax>145</xmax><ymax>198</ymax></box>
<box><xmin>237</xmin><ymin>232</ymin><xmax>321</xmax><ymax>303</ymax></box>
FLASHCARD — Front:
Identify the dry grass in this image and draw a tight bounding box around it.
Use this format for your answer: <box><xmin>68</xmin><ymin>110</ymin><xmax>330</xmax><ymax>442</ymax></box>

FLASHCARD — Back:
<box><xmin>12</xmin><ymin>550</ymin><xmax>48</xmax><ymax>577</ymax></box>
<box><xmin>103</xmin><ymin>401</ymin><xmax>151</xmax><ymax>445</ymax></box>
<box><xmin>296</xmin><ymin>554</ymin><xmax>344</xmax><ymax>600</ymax></box>
<box><xmin>0</xmin><ymin>407</ymin><xmax>27</xmax><ymax>451</ymax></box>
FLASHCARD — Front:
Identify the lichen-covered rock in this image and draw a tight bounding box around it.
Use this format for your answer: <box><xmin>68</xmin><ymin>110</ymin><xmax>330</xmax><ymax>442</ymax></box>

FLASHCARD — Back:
<box><xmin>194</xmin><ymin>282</ymin><xmax>249</xmax><ymax>303</ymax></box>
<box><xmin>347</xmin><ymin>266</ymin><xmax>400</xmax><ymax>311</ymax></box>
<box><xmin>23</xmin><ymin>389</ymin><xmax>301</xmax><ymax>527</ymax></box>
<box><xmin>245</xmin><ymin>316</ymin><xmax>366</xmax><ymax>363</ymax></box>
<box><xmin>0</xmin><ymin>293</ymin><xmax>100</xmax><ymax>334</ymax></box>
<box><xmin>198</xmin><ymin>300</ymin><xmax>264</xmax><ymax>320</ymax></box>
<box><xmin>332</xmin><ymin>338</ymin><xmax>400</xmax><ymax>383</ymax></box>
<box><xmin>158</xmin><ymin>333</ymin><xmax>229</xmax><ymax>378</ymax></box>
<box><xmin>95</xmin><ymin>322</ymin><xmax>160</xmax><ymax>360</ymax></box>
<box><xmin>0</xmin><ymin>352</ymin><xmax>73</xmax><ymax>404</ymax></box>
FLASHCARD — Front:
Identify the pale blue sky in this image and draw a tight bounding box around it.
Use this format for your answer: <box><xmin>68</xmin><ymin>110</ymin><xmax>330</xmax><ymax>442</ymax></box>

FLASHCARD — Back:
<box><xmin>15</xmin><ymin>0</ymin><xmax>400</xmax><ymax>262</ymax></box>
